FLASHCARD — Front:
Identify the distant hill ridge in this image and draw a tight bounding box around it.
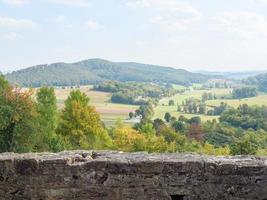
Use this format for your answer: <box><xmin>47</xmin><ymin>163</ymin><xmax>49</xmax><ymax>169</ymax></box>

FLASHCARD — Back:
<box><xmin>5</xmin><ymin>58</ymin><xmax>215</xmax><ymax>87</ymax></box>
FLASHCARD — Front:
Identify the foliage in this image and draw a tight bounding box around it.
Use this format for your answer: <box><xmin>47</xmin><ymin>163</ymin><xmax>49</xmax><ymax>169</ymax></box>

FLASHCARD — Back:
<box><xmin>96</xmin><ymin>81</ymin><xmax>179</xmax><ymax>105</ymax></box>
<box><xmin>56</xmin><ymin>90</ymin><xmax>112</xmax><ymax>149</ymax></box>
<box><xmin>207</xmin><ymin>102</ymin><xmax>228</xmax><ymax>116</ymax></box>
<box><xmin>187</xmin><ymin>124</ymin><xmax>203</xmax><ymax>142</ymax></box>
<box><xmin>168</xmin><ymin>100</ymin><xmax>175</xmax><ymax>106</ymax></box>
<box><xmin>232</xmin><ymin>87</ymin><xmax>257</xmax><ymax>99</ymax></box>
<box><xmin>244</xmin><ymin>72</ymin><xmax>267</xmax><ymax>92</ymax></box>
<box><xmin>36</xmin><ymin>87</ymin><xmax>60</xmax><ymax>151</ymax></box>
<box><xmin>164</xmin><ymin>112</ymin><xmax>171</xmax><ymax>122</ymax></box>
<box><xmin>111</xmin><ymin>126</ymin><xmax>146</xmax><ymax>152</ymax></box>
<box><xmin>6</xmin><ymin>59</ymin><xmax>213</xmax><ymax>87</ymax></box>
<box><xmin>135</xmin><ymin>101</ymin><xmax>155</xmax><ymax>122</ymax></box>
<box><xmin>179</xmin><ymin>98</ymin><xmax>207</xmax><ymax>114</ymax></box>
<box><xmin>0</xmin><ymin>75</ymin><xmax>38</xmax><ymax>152</ymax></box>
<box><xmin>219</xmin><ymin>104</ymin><xmax>267</xmax><ymax>131</ymax></box>
<box><xmin>172</xmin><ymin>120</ymin><xmax>186</xmax><ymax>132</ymax></box>
<box><xmin>1</xmin><ymin>74</ymin><xmax>267</xmax><ymax>156</ymax></box>
<box><xmin>230</xmin><ymin>138</ymin><xmax>258</xmax><ymax>155</ymax></box>
<box><xmin>111</xmin><ymin>92</ymin><xmax>138</xmax><ymax>105</ymax></box>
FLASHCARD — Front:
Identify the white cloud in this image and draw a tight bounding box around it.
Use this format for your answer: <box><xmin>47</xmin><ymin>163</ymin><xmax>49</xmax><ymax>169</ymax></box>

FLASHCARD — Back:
<box><xmin>0</xmin><ymin>32</ymin><xmax>23</xmax><ymax>41</ymax></box>
<box><xmin>0</xmin><ymin>16</ymin><xmax>36</xmax><ymax>29</ymax></box>
<box><xmin>47</xmin><ymin>0</ymin><xmax>89</xmax><ymax>7</ymax></box>
<box><xmin>214</xmin><ymin>11</ymin><xmax>267</xmax><ymax>40</ymax></box>
<box><xmin>127</xmin><ymin>0</ymin><xmax>201</xmax><ymax>32</ymax></box>
<box><xmin>85</xmin><ymin>20</ymin><xmax>103</xmax><ymax>30</ymax></box>
<box><xmin>2</xmin><ymin>0</ymin><xmax>28</xmax><ymax>6</ymax></box>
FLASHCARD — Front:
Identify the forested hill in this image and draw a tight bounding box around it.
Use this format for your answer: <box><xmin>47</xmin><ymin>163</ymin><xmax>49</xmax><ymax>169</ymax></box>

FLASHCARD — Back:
<box><xmin>244</xmin><ymin>72</ymin><xmax>267</xmax><ymax>92</ymax></box>
<box><xmin>5</xmin><ymin>58</ymin><xmax>214</xmax><ymax>87</ymax></box>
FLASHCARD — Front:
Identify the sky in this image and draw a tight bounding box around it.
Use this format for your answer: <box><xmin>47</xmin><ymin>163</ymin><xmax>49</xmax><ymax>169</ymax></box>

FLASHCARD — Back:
<box><xmin>1</xmin><ymin>0</ymin><xmax>267</xmax><ymax>72</ymax></box>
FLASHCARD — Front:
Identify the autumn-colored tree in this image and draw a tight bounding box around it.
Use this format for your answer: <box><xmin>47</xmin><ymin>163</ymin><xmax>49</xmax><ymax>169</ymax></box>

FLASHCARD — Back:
<box><xmin>112</xmin><ymin>125</ymin><xmax>146</xmax><ymax>152</ymax></box>
<box><xmin>57</xmin><ymin>90</ymin><xmax>112</xmax><ymax>149</ymax></box>
<box><xmin>187</xmin><ymin>124</ymin><xmax>203</xmax><ymax>142</ymax></box>
<box><xmin>145</xmin><ymin>136</ymin><xmax>169</xmax><ymax>153</ymax></box>
<box><xmin>0</xmin><ymin>75</ymin><xmax>38</xmax><ymax>152</ymax></box>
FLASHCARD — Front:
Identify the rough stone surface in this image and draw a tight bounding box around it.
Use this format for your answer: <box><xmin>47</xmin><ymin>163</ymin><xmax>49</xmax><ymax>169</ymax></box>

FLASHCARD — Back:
<box><xmin>0</xmin><ymin>151</ymin><xmax>266</xmax><ymax>200</ymax></box>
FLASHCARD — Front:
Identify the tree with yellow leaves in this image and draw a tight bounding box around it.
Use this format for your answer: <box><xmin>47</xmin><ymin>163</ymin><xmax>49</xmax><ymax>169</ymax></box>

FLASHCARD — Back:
<box><xmin>57</xmin><ymin>90</ymin><xmax>112</xmax><ymax>149</ymax></box>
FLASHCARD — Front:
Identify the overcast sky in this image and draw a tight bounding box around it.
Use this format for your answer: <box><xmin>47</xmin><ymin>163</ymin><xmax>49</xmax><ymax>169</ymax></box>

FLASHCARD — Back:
<box><xmin>1</xmin><ymin>0</ymin><xmax>267</xmax><ymax>72</ymax></box>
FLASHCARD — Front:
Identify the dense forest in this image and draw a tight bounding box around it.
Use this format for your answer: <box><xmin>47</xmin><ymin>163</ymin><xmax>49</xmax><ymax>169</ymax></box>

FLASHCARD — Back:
<box><xmin>1</xmin><ymin>74</ymin><xmax>267</xmax><ymax>156</ymax></box>
<box><xmin>5</xmin><ymin>58</ymin><xmax>215</xmax><ymax>87</ymax></box>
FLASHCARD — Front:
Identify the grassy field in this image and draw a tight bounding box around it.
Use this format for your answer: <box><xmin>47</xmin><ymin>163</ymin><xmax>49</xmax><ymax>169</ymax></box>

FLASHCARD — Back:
<box><xmin>159</xmin><ymin>88</ymin><xmax>232</xmax><ymax>105</ymax></box>
<box><xmin>154</xmin><ymin>88</ymin><xmax>267</xmax><ymax>122</ymax></box>
<box><xmin>172</xmin><ymin>84</ymin><xmax>187</xmax><ymax>90</ymax></box>
<box><xmin>154</xmin><ymin>88</ymin><xmax>232</xmax><ymax>122</ymax></box>
<box><xmin>53</xmin><ymin>86</ymin><xmax>138</xmax><ymax>126</ymax></box>
<box><xmin>206</xmin><ymin>94</ymin><xmax>267</xmax><ymax>108</ymax></box>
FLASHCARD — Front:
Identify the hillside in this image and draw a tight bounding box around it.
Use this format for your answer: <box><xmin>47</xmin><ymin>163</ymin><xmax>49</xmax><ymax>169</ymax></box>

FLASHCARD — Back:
<box><xmin>5</xmin><ymin>58</ymin><xmax>214</xmax><ymax>87</ymax></box>
<box><xmin>244</xmin><ymin>73</ymin><xmax>267</xmax><ymax>92</ymax></box>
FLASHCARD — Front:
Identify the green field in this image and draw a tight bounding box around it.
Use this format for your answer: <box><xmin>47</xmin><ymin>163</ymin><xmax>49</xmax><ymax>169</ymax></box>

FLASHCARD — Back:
<box><xmin>154</xmin><ymin>105</ymin><xmax>219</xmax><ymax>121</ymax></box>
<box><xmin>154</xmin><ymin>89</ymin><xmax>231</xmax><ymax>121</ymax></box>
<box><xmin>154</xmin><ymin>88</ymin><xmax>231</xmax><ymax>122</ymax></box>
<box><xmin>154</xmin><ymin>88</ymin><xmax>267</xmax><ymax>122</ymax></box>
<box><xmin>54</xmin><ymin>86</ymin><xmax>138</xmax><ymax>126</ymax></box>
<box><xmin>206</xmin><ymin>94</ymin><xmax>267</xmax><ymax>108</ymax></box>
<box><xmin>172</xmin><ymin>84</ymin><xmax>187</xmax><ymax>90</ymax></box>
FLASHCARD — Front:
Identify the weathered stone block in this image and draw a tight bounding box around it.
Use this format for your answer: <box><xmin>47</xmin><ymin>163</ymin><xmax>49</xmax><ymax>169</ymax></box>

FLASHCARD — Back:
<box><xmin>0</xmin><ymin>151</ymin><xmax>266</xmax><ymax>200</ymax></box>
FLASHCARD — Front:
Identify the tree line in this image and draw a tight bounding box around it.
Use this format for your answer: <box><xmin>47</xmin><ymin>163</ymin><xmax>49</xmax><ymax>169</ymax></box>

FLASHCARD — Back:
<box><xmin>1</xmin><ymin>75</ymin><xmax>267</xmax><ymax>155</ymax></box>
<box><xmin>94</xmin><ymin>81</ymin><xmax>182</xmax><ymax>105</ymax></box>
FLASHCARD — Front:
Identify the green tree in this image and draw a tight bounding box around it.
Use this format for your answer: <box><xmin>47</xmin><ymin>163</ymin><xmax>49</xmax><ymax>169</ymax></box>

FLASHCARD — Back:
<box><xmin>129</xmin><ymin>112</ymin><xmax>134</xmax><ymax>119</ymax></box>
<box><xmin>36</xmin><ymin>87</ymin><xmax>61</xmax><ymax>151</ymax></box>
<box><xmin>230</xmin><ymin>138</ymin><xmax>258</xmax><ymax>155</ymax></box>
<box><xmin>164</xmin><ymin>112</ymin><xmax>171</xmax><ymax>122</ymax></box>
<box><xmin>199</xmin><ymin>103</ymin><xmax>206</xmax><ymax>114</ymax></box>
<box><xmin>232</xmin><ymin>87</ymin><xmax>257</xmax><ymax>99</ymax></box>
<box><xmin>189</xmin><ymin>116</ymin><xmax>201</xmax><ymax>125</ymax></box>
<box><xmin>153</xmin><ymin>118</ymin><xmax>167</xmax><ymax>135</ymax></box>
<box><xmin>172</xmin><ymin>121</ymin><xmax>185</xmax><ymax>133</ymax></box>
<box><xmin>168</xmin><ymin>100</ymin><xmax>175</xmax><ymax>106</ymax></box>
<box><xmin>57</xmin><ymin>90</ymin><xmax>112</xmax><ymax>149</ymax></box>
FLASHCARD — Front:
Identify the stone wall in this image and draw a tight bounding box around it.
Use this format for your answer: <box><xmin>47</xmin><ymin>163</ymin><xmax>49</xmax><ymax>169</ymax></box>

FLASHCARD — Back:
<box><xmin>0</xmin><ymin>151</ymin><xmax>266</xmax><ymax>200</ymax></box>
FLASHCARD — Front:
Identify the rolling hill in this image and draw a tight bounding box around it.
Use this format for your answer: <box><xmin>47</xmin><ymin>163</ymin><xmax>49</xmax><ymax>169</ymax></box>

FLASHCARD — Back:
<box><xmin>5</xmin><ymin>58</ymin><xmax>215</xmax><ymax>87</ymax></box>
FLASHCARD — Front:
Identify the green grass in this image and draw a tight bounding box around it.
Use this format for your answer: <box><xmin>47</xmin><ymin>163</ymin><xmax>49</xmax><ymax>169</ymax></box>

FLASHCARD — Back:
<box><xmin>172</xmin><ymin>84</ymin><xmax>187</xmax><ymax>90</ymax></box>
<box><xmin>206</xmin><ymin>94</ymin><xmax>267</xmax><ymax>108</ymax></box>
<box><xmin>154</xmin><ymin>88</ymin><xmax>232</xmax><ymax>122</ymax></box>
<box><xmin>154</xmin><ymin>105</ymin><xmax>219</xmax><ymax>122</ymax></box>
<box><xmin>154</xmin><ymin>88</ymin><xmax>267</xmax><ymax>122</ymax></box>
<box><xmin>159</xmin><ymin>88</ymin><xmax>232</xmax><ymax>106</ymax></box>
